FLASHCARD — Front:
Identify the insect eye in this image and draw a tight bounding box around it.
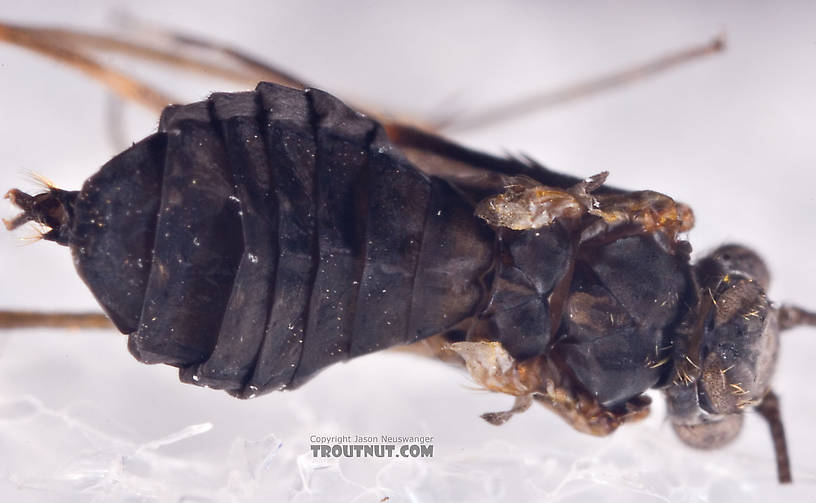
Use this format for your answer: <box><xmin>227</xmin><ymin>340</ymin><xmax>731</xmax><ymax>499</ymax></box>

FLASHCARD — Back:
<box><xmin>696</xmin><ymin>280</ymin><xmax>779</xmax><ymax>415</ymax></box>
<box><xmin>697</xmin><ymin>244</ymin><xmax>770</xmax><ymax>289</ymax></box>
<box><xmin>672</xmin><ymin>413</ymin><xmax>744</xmax><ymax>449</ymax></box>
<box><xmin>664</xmin><ymin>383</ymin><xmax>745</xmax><ymax>449</ymax></box>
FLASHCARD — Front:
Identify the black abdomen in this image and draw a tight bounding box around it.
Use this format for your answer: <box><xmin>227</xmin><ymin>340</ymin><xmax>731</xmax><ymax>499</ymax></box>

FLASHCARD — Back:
<box><xmin>70</xmin><ymin>82</ymin><xmax>495</xmax><ymax>397</ymax></box>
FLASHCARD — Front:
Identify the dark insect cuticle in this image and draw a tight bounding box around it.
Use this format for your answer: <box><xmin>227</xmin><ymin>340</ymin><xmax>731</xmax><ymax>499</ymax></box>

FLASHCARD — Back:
<box><xmin>0</xmin><ymin>22</ymin><xmax>811</xmax><ymax>488</ymax></box>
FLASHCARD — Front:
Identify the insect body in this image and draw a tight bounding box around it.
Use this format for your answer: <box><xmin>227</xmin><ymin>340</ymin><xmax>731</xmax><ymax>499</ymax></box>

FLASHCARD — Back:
<box><xmin>5</xmin><ymin>81</ymin><xmax>686</xmax><ymax>400</ymax></box>
<box><xmin>7</xmin><ymin>83</ymin><xmax>499</xmax><ymax>395</ymax></box>
<box><xmin>2</xmin><ymin>24</ymin><xmax>812</xmax><ymax>485</ymax></box>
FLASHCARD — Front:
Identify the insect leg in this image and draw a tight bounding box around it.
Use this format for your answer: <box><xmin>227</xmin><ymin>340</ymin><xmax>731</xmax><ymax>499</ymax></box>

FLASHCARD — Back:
<box><xmin>777</xmin><ymin>304</ymin><xmax>816</xmax><ymax>331</ymax></box>
<box><xmin>0</xmin><ymin>21</ymin><xmax>399</xmax><ymax>129</ymax></box>
<box><xmin>436</xmin><ymin>35</ymin><xmax>725</xmax><ymax>133</ymax></box>
<box><xmin>137</xmin><ymin>27</ymin><xmax>726</xmax><ymax>144</ymax></box>
<box><xmin>0</xmin><ymin>20</ymin><xmax>308</xmax><ymax>111</ymax></box>
<box><xmin>0</xmin><ymin>21</ymin><xmax>300</xmax><ymax>88</ymax></box>
<box><xmin>120</xmin><ymin>23</ymin><xmax>433</xmax><ymax>128</ymax></box>
<box><xmin>755</xmin><ymin>390</ymin><xmax>792</xmax><ymax>483</ymax></box>
<box><xmin>388</xmin><ymin>334</ymin><xmax>466</xmax><ymax>365</ymax></box>
<box><xmin>530</xmin><ymin>357</ymin><xmax>652</xmax><ymax>437</ymax></box>
<box><xmin>449</xmin><ymin>341</ymin><xmax>651</xmax><ymax>435</ymax></box>
<box><xmin>111</xmin><ymin>16</ymin><xmax>311</xmax><ymax>90</ymax></box>
<box><xmin>0</xmin><ymin>22</ymin><xmax>174</xmax><ymax>112</ymax></box>
<box><xmin>120</xmin><ymin>21</ymin><xmax>405</xmax><ymax>126</ymax></box>
<box><xmin>0</xmin><ymin>311</ymin><xmax>112</xmax><ymax>329</ymax></box>
<box><xmin>481</xmin><ymin>395</ymin><xmax>533</xmax><ymax>426</ymax></box>
<box><xmin>384</xmin><ymin>122</ymin><xmax>601</xmax><ymax>190</ymax></box>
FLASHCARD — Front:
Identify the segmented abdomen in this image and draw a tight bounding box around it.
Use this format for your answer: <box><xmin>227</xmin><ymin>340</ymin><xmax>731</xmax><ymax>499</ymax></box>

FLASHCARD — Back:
<box><xmin>70</xmin><ymin>82</ymin><xmax>495</xmax><ymax>397</ymax></box>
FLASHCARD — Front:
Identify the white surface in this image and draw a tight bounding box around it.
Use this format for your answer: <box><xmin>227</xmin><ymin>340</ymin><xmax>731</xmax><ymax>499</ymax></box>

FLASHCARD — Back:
<box><xmin>0</xmin><ymin>1</ymin><xmax>815</xmax><ymax>502</ymax></box>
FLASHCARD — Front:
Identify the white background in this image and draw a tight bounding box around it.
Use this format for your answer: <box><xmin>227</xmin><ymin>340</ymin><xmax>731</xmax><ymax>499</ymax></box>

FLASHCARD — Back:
<box><xmin>0</xmin><ymin>1</ymin><xmax>815</xmax><ymax>502</ymax></box>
